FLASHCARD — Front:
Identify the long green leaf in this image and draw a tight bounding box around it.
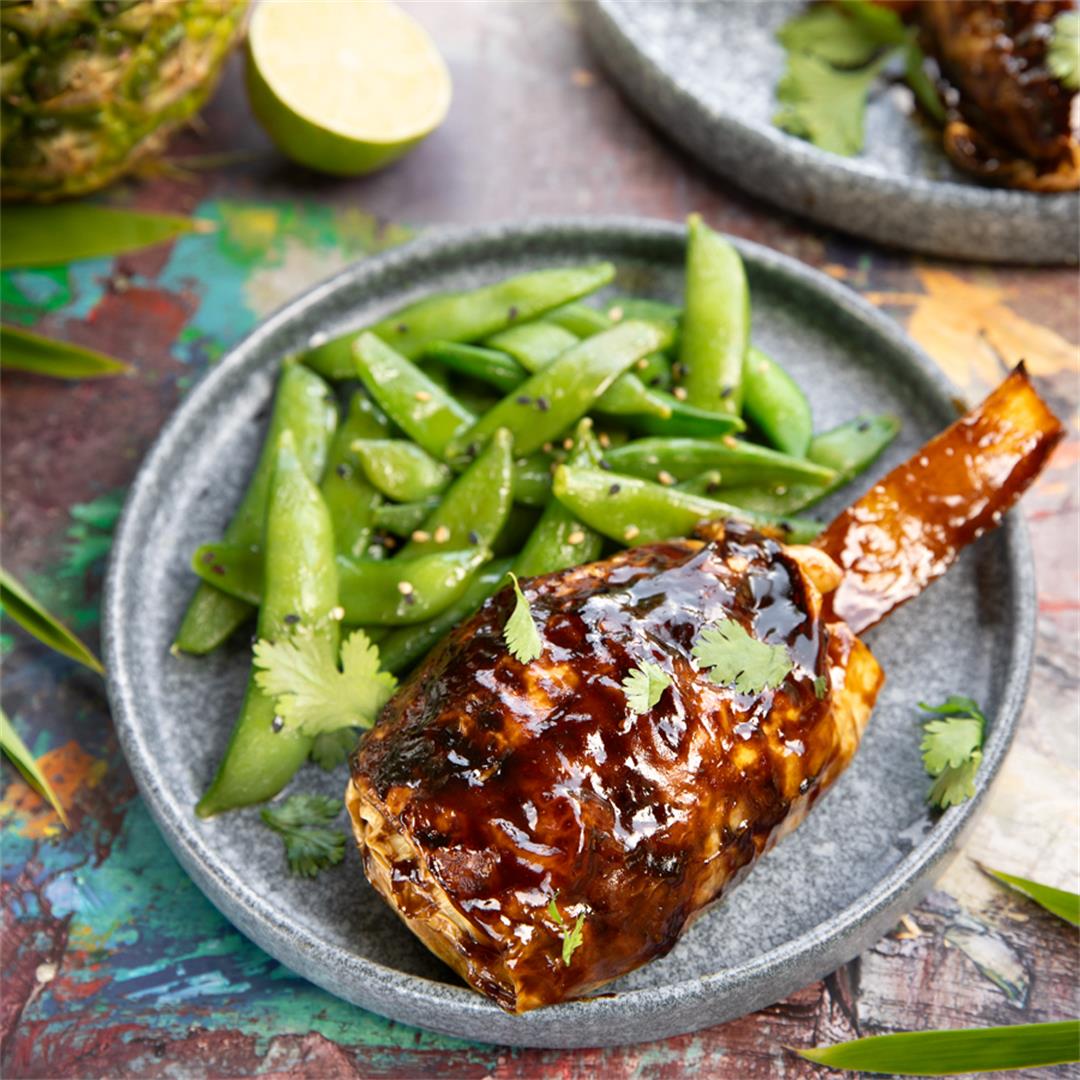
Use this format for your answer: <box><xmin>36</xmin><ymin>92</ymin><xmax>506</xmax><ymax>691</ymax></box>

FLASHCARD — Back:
<box><xmin>980</xmin><ymin>864</ymin><xmax>1080</xmax><ymax>927</ymax></box>
<box><xmin>1</xmin><ymin>205</ymin><xmax>213</xmax><ymax>270</ymax></box>
<box><xmin>0</xmin><ymin>709</ymin><xmax>69</xmax><ymax>828</ymax></box>
<box><xmin>795</xmin><ymin>1021</ymin><xmax>1080</xmax><ymax>1075</ymax></box>
<box><xmin>1</xmin><ymin>324</ymin><xmax>130</xmax><ymax>379</ymax></box>
<box><xmin>0</xmin><ymin>567</ymin><xmax>104</xmax><ymax>674</ymax></box>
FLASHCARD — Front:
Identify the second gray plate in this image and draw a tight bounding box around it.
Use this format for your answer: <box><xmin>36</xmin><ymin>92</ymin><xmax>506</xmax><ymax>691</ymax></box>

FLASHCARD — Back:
<box><xmin>104</xmin><ymin>219</ymin><xmax>1034</xmax><ymax>1049</ymax></box>
<box><xmin>585</xmin><ymin>0</ymin><xmax>1078</xmax><ymax>265</ymax></box>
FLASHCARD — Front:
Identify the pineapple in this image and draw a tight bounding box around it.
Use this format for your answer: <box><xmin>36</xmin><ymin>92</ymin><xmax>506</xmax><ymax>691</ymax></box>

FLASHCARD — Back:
<box><xmin>1</xmin><ymin>0</ymin><xmax>247</xmax><ymax>202</ymax></box>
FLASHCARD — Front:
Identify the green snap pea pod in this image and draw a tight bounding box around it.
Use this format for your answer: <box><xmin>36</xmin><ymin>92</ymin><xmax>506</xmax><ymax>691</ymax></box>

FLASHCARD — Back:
<box><xmin>546</xmin><ymin>302</ymin><xmax>610</xmax><ymax>337</ymax></box>
<box><xmin>196</xmin><ymin>432</ymin><xmax>338</xmax><ymax>817</ymax></box>
<box><xmin>305</xmin><ymin>264</ymin><xmax>616</xmax><ymax>379</ymax></box>
<box><xmin>742</xmin><ymin>346</ymin><xmax>813</xmax><ymax>457</ymax></box>
<box><xmin>722</xmin><ymin>414</ymin><xmax>901</xmax><ymax>515</ymax></box>
<box><xmin>512</xmin><ymin>452</ymin><xmax>556</xmax><ymax>507</ymax></box>
<box><xmin>548</xmin><ymin>303</ymin><xmax>673</xmax><ymax>382</ymax></box>
<box><xmin>321</xmin><ymin>394</ymin><xmax>388</xmax><ymax>559</ymax></box>
<box><xmin>680</xmin><ymin>214</ymin><xmax>750</xmax><ymax>416</ymax></box>
<box><xmin>603</xmin><ymin>437</ymin><xmax>836</xmax><ymax>487</ymax></box>
<box><xmin>175</xmin><ymin>364</ymin><xmax>337</xmax><ymax>655</ymax></box>
<box><xmin>447</xmin><ymin>321</ymin><xmax>668</xmax><ymax>458</ymax></box>
<box><xmin>191</xmin><ymin>542</ymin><xmax>263</xmax><ymax>604</ymax></box>
<box><xmin>593</xmin><ymin>372</ymin><xmax>673</xmax><ymax>421</ymax></box>
<box><xmin>451</xmin><ymin>385</ymin><xmax>501</xmax><ymax>418</ymax></box>
<box><xmin>337</xmin><ymin>546</ymin><xmax>492</xmax><ymax>625</ymax></box>
<box><xmin>377</xmin><ymin>557</ymin><xmax>513</xmax><ymax>675</ymax></box>
<box><xmin>352</xmin><ymin>439</ymin><xmax>452</xmax><ymax>502</ymax></box>
<box><xmin>677</xmin><ymin>469</ymin><xmax>724</xmax><ymax>496</ymax></box>
<box><xmin>608</xmin><ymin>296</ymin><xmax>682</xmax><ymax>331</ymax></box>
<box><xmin>492</xmin><ymin>504</ymin><xmax>543</xmax><ymax>556</ymax></box>
<box><xmin>372</xmin><ymin>498</ymin><xmax>441</xmax><ymax>536</ymax></box>
<box><xmin>513</xmin><ymin>421</ymin><xmax>605</xmax><ymax>578</ymax></box>
<box><xmin>425</xmin><ymin>341</ymin><xmax>526</xmax><ymax>394</ymax></box>
<box><xmin>402</xmin><ymin>427</ymin><xmax>514</xmax><ymax>556</ymax></box>
<box><xmin>353</xmin><ymin>333</ymin><xmax>475</xmax><ymax>460</ymax></box>
<box><xmin>486</xmin><ymin>322</ymin><xmax>579</xmax><ymax>369</ymax></box>
<box><xmin>552</xmin><ymin>465</ymin><xmax>822</xmax><ymax>547</ymax></box>
<box><xmin>633</xmin><ymin>393</ymin><xmax>746</xmax><ymax>438</ymax></box>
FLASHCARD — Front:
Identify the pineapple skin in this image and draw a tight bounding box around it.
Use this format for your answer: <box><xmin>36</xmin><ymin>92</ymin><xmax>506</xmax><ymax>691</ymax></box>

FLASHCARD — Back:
<box><xmin>1</xmin><ymin>0</ymin><xmax>248</xmax><ymax>202</ymax></box>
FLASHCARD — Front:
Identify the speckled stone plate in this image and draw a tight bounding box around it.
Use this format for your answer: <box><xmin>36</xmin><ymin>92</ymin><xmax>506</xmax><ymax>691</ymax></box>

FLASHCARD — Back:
<box><xmin>104</xmin><ymin>219</ymin><xmax>1035</xmax><ymax>1049</ymax></box>
<box><xmin>585</xmin><ymin>0</ymin><xmax>1078</xmax><ymax>265</ymax></box>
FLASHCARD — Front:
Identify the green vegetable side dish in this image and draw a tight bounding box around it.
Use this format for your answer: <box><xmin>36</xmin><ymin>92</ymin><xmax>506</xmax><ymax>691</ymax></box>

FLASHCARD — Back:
<box><xmin>178</xmin><ymin>215</ymin><xmax>902</xmax><ymax>818</ymax></box>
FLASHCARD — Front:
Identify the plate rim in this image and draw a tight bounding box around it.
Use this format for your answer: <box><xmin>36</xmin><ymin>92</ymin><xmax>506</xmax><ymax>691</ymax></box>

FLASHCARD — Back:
<box><xmin>584</xmin><ymin>0</ymin><xmax>1079</xmax><ymax>266</ymax></box>
<box><xmin>103</xmin><ymin>217</ymin><xmax>1035</xmax><ymax>1048</ymax></box>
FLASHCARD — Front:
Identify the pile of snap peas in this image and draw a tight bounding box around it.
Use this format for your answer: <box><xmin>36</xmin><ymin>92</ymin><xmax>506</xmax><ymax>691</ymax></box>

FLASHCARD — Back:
<box><xmin>182</xmin><ymin>215</ymin><xmax>899</xmax><ymax>817</ymax></box>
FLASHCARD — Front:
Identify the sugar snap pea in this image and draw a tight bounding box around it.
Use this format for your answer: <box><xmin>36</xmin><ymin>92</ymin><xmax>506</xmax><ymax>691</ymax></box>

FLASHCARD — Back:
<box><xmin>513</xmin><ymin>420</ymin><xmax>604</xmax><ymax>578</ymax></box>
<box><xmin>371</xmin><ymin>498</ymin><xmax>441</xmax><ymax>536</ymax></box>
<box><xmin>680</xmin><ymin>215</ymin><xmax>750</xmax><ymax>416</ymax></box>
<box><xmin>196</xmin><ymin>432</ymin><xmax>337</xmax><ymax>817</ymax></box>
<box><xmin>609</xmin><ymin>296</ymin><xmax>682</xmax><ymax>332</ymax></box>
<box><xmin>305</xmin><ymin>264</ymin><xmax>616</xmax><ymax>379</ymax></box>
<box><xmin>353</xmin><ymin>333</ymin><xmax>475</xmax><ymax>460</ymax></box>
<box><xmin>633</xmin><ymin>393</ymin><xmax>745</xmax><ymax>438</ymax></box>
<box><xmin>175</xmin><ymin>363</ymin><xmax>337</xmax><ymax>655</ymax></box>
<box><xmin>321</xmin><ymin>394</ymin><xmax>388</xmax><ymax>559</ymax></box>
<box><xmin>604</xmin><ymin>437</ymin><xmax>836</xmax><ymax>487</ymax></box>
<box><xmin>377</xmin><ymin>557</ymin><xmax>513</xmax><ymax>675</ymax></box>
<box><xmin>512</xmin><ymin>452</ymin><xmax>557</xmax><ymax>507</ymax></box>
<box><xmin>352</xmin><ymin>439</ymin><xmax>452</xmax><ymax>502</ymax></box>
<box><xmin>742</xmin><ymin>346</ymin><xmax>813</xmax><ymax>457</ymax></box>
<box><xmin>548</xmin><ymin>303</ymin><xmax>673</xmax><ymax>387</ymax></box>
<box><xmin>722</xmin><ymin>415</ymin><xmax>900</xmax><ymax>515</ymax></box>
<box><xmin>447</xmin><ymin>321</ymin><xmax>668</xmax><ymax>458</ymax></box>
<box><xmin>487</xmin><ymin>322</ymin><xmax>579</xmax><ymax>368</ymax></box>
<box><xmin>545</xmin><ymin>302</ymin><xmax>611</xmax><ymax>337</ymax></box>
<box><xmin>552</xmin><ymin>465</ymin><xmax>822</xmax><ymax>547</ymax></box>
<box><xmin>425</xmin><ymin>341</ymin><xmax>526</xmax><ymax>394</ymax></box>
<box><xmin>401</xmin><ymin>427</ymin><xmax>514</xmax><ymax>556</ymax></box>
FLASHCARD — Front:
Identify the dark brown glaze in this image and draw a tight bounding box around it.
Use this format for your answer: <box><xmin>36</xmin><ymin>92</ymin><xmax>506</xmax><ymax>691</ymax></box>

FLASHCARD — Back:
<box><xmin>348</xmin><ymin>524</ymin><xmax>881</xmax><ymax>1012</ymax></box>
<box><xmin>915</xmin><ymin>0</ymin><xmax>1079</xmax><ymax>191</ymax></box>
<box><xmin>816</xmin><ymin>365</ymin><xmax>1064</xmax><ymax>636</ymax></box>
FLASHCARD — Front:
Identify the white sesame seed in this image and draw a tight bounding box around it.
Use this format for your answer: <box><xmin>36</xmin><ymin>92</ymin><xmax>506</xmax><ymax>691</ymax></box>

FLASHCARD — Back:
<box><xmin>414</xmin><ymin>390</ymin><xmax>432</xmax><ymax>403</ymax></box>
<box><xmin>411</xmin><ymin>530</ymin><xmax>431</xmax><ymax>543</ymax></box>
<box><xmin>657</xmin><ymin>470</ymin><xmax>675</xmax><ymax>486</ymax></box>
<box><xmin>433</xmin><ymin>526</ymin><xmax>451</xmax><ymax>544</ymax></box>
<box><xmin>673</xmin><ymin>387</ymin><xmax>688</xmax><ymax>401</ymax></box>
<box><xmin>397</xmin><ymin>581</ymin><xmax>414</xmax><ymax>595</ymax></box>
<box><xmin>567</xmin><ymin>530</ymin><xmax>585</xmax><ymax>545</ymax></box>
<box><xmin>624</xmin><ymin>525</ymin><xmax>640</xmax><ymax>541</ymax></box>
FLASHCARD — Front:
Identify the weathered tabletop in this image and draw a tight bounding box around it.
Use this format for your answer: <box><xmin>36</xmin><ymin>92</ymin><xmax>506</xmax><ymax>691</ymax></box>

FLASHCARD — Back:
<box><xmin>2</xmin><ymin>4</ymin><xmax>1077</xmax><ymax>1076</ymax></box>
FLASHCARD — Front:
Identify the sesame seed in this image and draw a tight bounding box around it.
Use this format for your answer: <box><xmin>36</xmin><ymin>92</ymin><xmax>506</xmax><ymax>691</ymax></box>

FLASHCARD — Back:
<box><xmin>468</xmin><ymin>530</ymin><xmax>481</xmax><ymax>545</ymax></box>
<box><xmin>623</xmin><ymin>525</ymin><xmax>640</xmax><ymax>541</ymax></box>
<box><xmin>284</xmin><ymin>613</ymin><xmax>300</xmax><ymax>625</ymax></box>
<box><xmin>775</xmin><ymin>485</ymin><xmax>787</xmax><ymax>496</ymax></box>
<box><xmin>336</xmin><ymin>463</ymin><xmax>351</xmax><ymax>478</ymax></box>
<box><xmin>856</xmin><ymin>419</ymin><xmax>871</xmax><ymax>432</ymax></box>
<box><xmin>397</xmin><ymin>581</ymin><xmax>414</xmax><ymax>596</ymax></box>
<box><xmin>536</xmin><ymin>396</ymin><xmax>551</xmax><ymax>412</ymax></box>
<box><xmin>599</xmin><ymin>459</ymin><xmax>613</xmax><ymax>471</ymax></box>
<box><xmin>516</xmin><ymin>395</ymin><xmax>532</xmax><ymax>405</ymax></box>
<box><xmin>597</xmin><ymin>432</ymin><xmax>611</xmax><ymax>448</ymax></box>
<box><xmin>329</xmin><ymin>606</ymin><xmax>345</xmax><ymax>621</ymax></box>
<box><xmin>396</xmin><ymin>323</ymin><xmax>408</xmax><ymax>334</ymax></box>
<box><xmin>201</xmin><ymin>551</ymin><xmax>216</xmax><ymax>564</ymax></box>
<box><xmin>508</xmin><ymin>305</ymin><xmax>519</xmax><ymax>320</ymax></box>
<box><xmin>562</xmin><ymin>437</ymin><xmax>574</xmax><ymax>450</ymax></box>
<box><xmin>635</xmin><ymin>358</ymin><xmax>648</xmax><ymax>371</ymax></box>
<box><xmin>608</xmin><ymin>483</ymin><xmax>621</xmax><ymax>495</ymax></box>
<box><xmin>411</xmin><ymin>530</ymin><xmax>431</xmax><ymax>543</ymax></box>
<box><xmin>272</xmin><ymin>716</ymin><xmax>284</xmax><ymax>733</ymax></box>
<box><xmin>657</xmin><ymin>470</ymin><xmax>675</xmax><ymax>486</ymax></box>
<box><xmin>542</xmin><ymin>441</ymin><xmax>554</xmax><ymax>453</ymax></box>
<box><xmin>414</xmin><ymin>390</ymin><xmax>432</xmax><ymax>403</ymax></box>
<box><xmin>673</xmin><ymin>386</ymin><xmax>688</xmax><ymax>401</ymax></box>
<box><xmin>720</xmin><ymin>385</ymin><xmax>734</xmax><ymax>399</ymax></box>
<box><xmin>722</xmin><ymin>435</ymin><xmax>738</xmax><ymax>449</ymax></box>
<box><xmin>434</xmin><ymin>525</ymin><xmax>451</xmax><ymax>544</ymax></box>
<box><xmin>608</xmin><ymin>305</ymin><xmax>624</xmax><ymax>321</ymax></box>
<box><xmin>567</xmin><ymin>530</ymin><xmax>585</xmax><ymax>545</ymax></box>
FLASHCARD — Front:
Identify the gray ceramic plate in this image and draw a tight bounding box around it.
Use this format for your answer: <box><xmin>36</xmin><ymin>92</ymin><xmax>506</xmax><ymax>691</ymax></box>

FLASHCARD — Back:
<box><xmin>585</xmin><ymin>0</ymin><xmax>1078</xmax><ymax>265</ymax></box>
<box><xmin>104</xmin><ymin>219</ymin><xmax>1034</xmax><ymax>1049</ymax></box>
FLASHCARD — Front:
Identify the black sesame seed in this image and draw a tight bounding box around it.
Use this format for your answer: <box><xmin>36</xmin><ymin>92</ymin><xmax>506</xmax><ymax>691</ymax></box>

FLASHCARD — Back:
<box><xmin>516</xmin><ymin>395</ymin><xmax>532</xmax><ymax>405</ymax></box>
<box><xmin>720</xmin><ymin>385</ymin><xmax>733</xmax><ymax>399</ymax></box>
<box><xmin>468</xmin><ymin>530</ymin><xmax>481</xmax><ymax>545</ymax></box>
<box><xmin>201</xmin><ymin>551</ymin><xmax>216</xmax><ymax>564</ymax></box>
<box><xmin>284</xmin><ymin>613</ymin><xmax>300</xmax><ymax>625</ymax></box>
<box><xmin>336</xmin><ymin>463</ymin><xmax>350</xmax><ymax>478</ymax></box>
<box><xmin>272</xmin><ymin>716</ymin><xmax>284</xmax><ymax>733</ymax></box>
<box><xmin>706</xmin><ymin>481</ymin><xmax>722</xmax><ymax>495</ymax></box>
<box><xmin>608</xmin><ymin>483</ymin><xmax>621</xmax><ymax>495</ymax></box>
<box><xmin>507</xmin><ymin>305</ymin><xmax>519</xmax><ymax>320</ymax></box>
<box><xmin>535</xmin><ymin>396</ymin><xmax>550</xmax><ymax>412</ymax></box>
<box><xmin>599</xmin><ymin>459</ymin><xmax>613</xmax><ymax>471</ymax></box>
<box><xmin>396</xmin><ymin>323</ymin><xmax>408</xmax><ymax>334</ymax></box>
<box><xmin>856</xmin><ymin>419</ymin><xmax>871</xmax><ymax>432</ymax></box>
<box><xmin>404</xmin><ymin>592</ymin><xmax>416</xmax><ymax>606</ymax></box>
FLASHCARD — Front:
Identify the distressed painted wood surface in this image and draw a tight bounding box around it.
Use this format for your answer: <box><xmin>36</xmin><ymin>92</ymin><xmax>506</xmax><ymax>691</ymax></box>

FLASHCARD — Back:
<box><xmin>1</xmin><ymin>4</ymin><xmax>1076</xmax><ymax>1076</ymax></box>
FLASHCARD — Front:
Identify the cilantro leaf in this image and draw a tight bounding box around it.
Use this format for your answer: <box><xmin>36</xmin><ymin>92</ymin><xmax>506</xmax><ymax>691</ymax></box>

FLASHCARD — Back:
<box><xmin>692</xmin><ymin>619</ymin><xmax>793</xmax><ymax>695</ymax></box>
<box><xmin>261</xmin><ymin>794</ymin><xmax>347</xmax><ymax>878</ymax></box>
<box><xmin>562</xmin><ymin>913</ymin><xmax>586</xmax><ymax>966</ymax></box>
<box><xmin>310</xmin><ymin>728</ymin><xmax>357</xmax><ymax>771</ymax></box>
<box><xmin>503</xmin><ymin>572</ymin><xmax>542</xmax><ymax>663</ymax></box>
<box><xmin>777</xmin><ymin>5</ymin><xmax>886</xmax><ymax>67</ymax></box>
<box><xmin>254</xmin><ymin>628</ymin><xmax>397</xmax><ymax>737</ymax></box>
<box><xmin>919</xmin><ymin>697</ymin><xmax>986</xmax><ymax>810</ymax></box>
<box><xmin>1049</xmin><ymin>11</ymin><xmax>1079</xmax><ymax>91</ymax></box>
<box><xmin>813</xmin><ymin>674</ymin><xmax>828</xmax><ymax>700</ymax></box>
<box><xmin>547</xmin><ymin>897</ymin><xmax>564</xmax><ymax>925</ymax></box>
<box><xmin>622</xmin><ymin>661</ymin><xmax>672</xmax><ymax>714</ymax></box>
<box><xmin>775</xmin><ymin>50</ymin><xmax>889</xmax><ymax>156</ymax></box>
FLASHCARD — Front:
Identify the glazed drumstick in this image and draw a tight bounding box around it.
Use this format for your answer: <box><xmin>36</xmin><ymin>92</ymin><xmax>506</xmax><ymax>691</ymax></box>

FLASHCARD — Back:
<box><xmin>348</xmin><ymin>367</ymin><xmax>1061</xmax><ymax>1013</ymax></box>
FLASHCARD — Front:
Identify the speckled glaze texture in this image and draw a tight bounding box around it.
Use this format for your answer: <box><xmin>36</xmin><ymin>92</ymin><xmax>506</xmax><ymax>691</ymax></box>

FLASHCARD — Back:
<box><xmin>584</xmin><ymin>0</ymin><xmax>1079</xmax><ymax>266</ymax></box>
<box><xmin>104</xmin><ymin>219</ymin><xmax>1036</xmax><ymax>1049</ymax></box>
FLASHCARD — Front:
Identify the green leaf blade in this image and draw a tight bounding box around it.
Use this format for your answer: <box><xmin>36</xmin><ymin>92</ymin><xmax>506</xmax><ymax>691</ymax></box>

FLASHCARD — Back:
<box><xmin>1</xmin><ymin>205</ymin><xmax>213</xmax><ymax>270</ymax></box>
<box><xmin>503</xmin><ymin>573</ymin><xmax>542</xmax><ymax>663</ymax></box>
<box><xmin>0</xmin><ymin>567</ymin><xmax>103</xmax><ymax>674</ymax></box>
<box><xmin>980</xmin><ymin>865</ymin><xmax>1080</xmax><ymax>927</ymax></box>
<box><xmin>692</xmin><ymin>619</ymin><xmax>792</xmax><ymax>695</ymax></box>
<box><xmin>795</xmin><ymin>1020</ymin><xmax>1080</xmax><ymax>1075</ymax></box>
<box><xmin>1</xmin><ymin>324</ymin><xmax>130</xmax><ymax>379</ymax></box>
<box><xmin>0</xmin><ymin>709</ymin><xmax>69</xmax><ymax>828</ymax></box>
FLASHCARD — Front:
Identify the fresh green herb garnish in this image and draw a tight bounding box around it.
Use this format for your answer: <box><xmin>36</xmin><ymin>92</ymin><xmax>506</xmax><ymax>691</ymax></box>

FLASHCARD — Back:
<box><xmin>622</xmin><ymin>661</ymin><xmax>672</xmax><ymax>713</ymax></box>
<box><xmin>919</xmin><ymin>696</ymin><xmax>985</xmax><ymax>809</ymax></box>
<box><xmin>813</xmin><ymin>674</ymin><xmax>828</xmax><ymax>700</ymax></box>
<box><xmin>562</xmin><ymin>913</ymin><xmax>586</xmax><ymax>966</ymax></box>
<box><xmin>547</xmin><ymin>897</ymin><xmax>563</xmax><ymax>924</ymax></box>
<box><xmin>692</xmin><ymin>619</ymin><xmax>792</xmax><ymax>695</ymax></box>
<box><xmin>254</xmin><ymin>628</ymin><xmax>397</xmax><ymax>737</ymax></box>
<box><xmin>261</xmin><ymin>794</ymin><xmax>347</xmax><ymax>878</ymax></box>
<box><xmin>310</xmin><ymin>728</ymin><xmax>358</xmax><ymax>771</ymax></box>
<box><xmin>795</xmin><ymin>1020</ymin><xmax>1080</xmax><ymax>1075</ymax></box>
<box><xmin>1049</xmin><ymin>11</ymin><xmax>1079</xmax><ymax>90</ymax></box>
<box><xmin>776</xmin><ymin>5</ymin><xmax>887</xmax><ymax>67</ymax></box>
<box><xmin>503</xmin><ymin>572</ymin><xmax>542</xmax><ymax>663</ymax></box>
<box><xmin>0</xmin><ymin>709</ymin><xmax>69</xmax><ymax>828</ymax></box>
<box><xmin>979</xmin><ymin>865</ymin><xmax>1080</xmax><ymax>927</ymax></box>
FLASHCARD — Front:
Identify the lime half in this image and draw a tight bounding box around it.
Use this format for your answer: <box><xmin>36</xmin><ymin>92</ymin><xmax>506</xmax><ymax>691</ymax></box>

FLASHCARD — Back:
<box><xmin>246</xmin><ymin>0</ymin><xmax>452</xmax><ymax>176</ymax></box>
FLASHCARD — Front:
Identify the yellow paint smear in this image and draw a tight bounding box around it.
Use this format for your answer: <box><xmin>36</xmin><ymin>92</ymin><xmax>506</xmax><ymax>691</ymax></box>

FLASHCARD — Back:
<box><xmin>1</xmin><ymin>740</ymin><xmax>106</xmax><ymax>838</ymax></box>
